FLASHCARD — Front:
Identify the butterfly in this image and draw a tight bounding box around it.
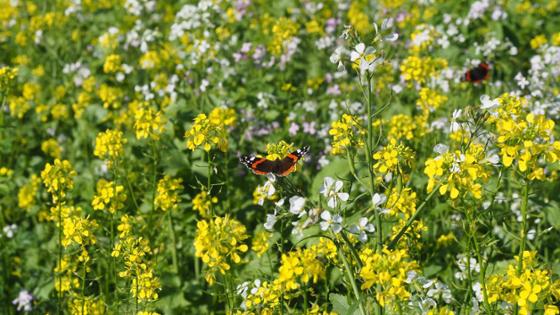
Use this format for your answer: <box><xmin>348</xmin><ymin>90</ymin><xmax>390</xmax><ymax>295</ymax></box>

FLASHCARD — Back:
<box><xmin>240</xmin><ymin>146</ymin><xmax>310</xmax><ymax>176</ymax></box>
<box><xmin>464</xmin><ymin>62</ymin><xmax>490</xmax><ymax>83</ymax></box>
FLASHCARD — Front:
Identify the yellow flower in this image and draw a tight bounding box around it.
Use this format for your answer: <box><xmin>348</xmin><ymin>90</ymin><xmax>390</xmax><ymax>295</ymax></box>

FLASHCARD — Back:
<box><xmin>265</xmin><ymin>140</ymin><xmax>295</xmax><ymax>161</ymax></box>
<box><xmin>192</xmin><ymin>190</ymin><xmax>217</xmax><ymax>218</ymax></box>
<box><xmin>530</xmin><ymin>34</ymin><xmax>547</xmax><ymax>49</ymax></box>
<box><xmin>269</xmin><ymin>17</ymin><xmax>299</xmax><ymax>55</ymax></box>
<box><xmin>359</xmin><ymin>247</ymin><xmax>418</xmax><ymax>310</ymax></box>
<box><xmin>117</xmin><ymin>214</ymin><xmax>132</xmax><ymax>238</ymax></box>
<box><xmin>98</xmin><ymin>84</ymin><xmax>122</xmax><ymax>109</ymax></box>
<box><xmin>92</xmin><ymin>179</ymin><xmax>127</xmax><ymax>214</ymax></box>
<box><xmin>424</xmin><ymin>144</ymin><xmax>490</xmax><ymax>199</ymax></box>
<box><xmin>41</xmin><ymin>159</ymin><xmax>77</xmax><ymax>203</ymax></box>
<box><xmin>329</xmin><ymin>114</ymin><xmax>365</xmax><ymax>155</ymax></box>
<box><xmin>94</xmin><ymin>129</ymin><xmax>126</xmax><ymax>160</ymax></box>
<box><xmin>155</xmin><ymin>176</ymin><xmax>183</xmax><ymax>211</ymax></box>
<box><xmin>41</xmin><ymin>138</ymin><xmax>62</xmax><ymax>159</ymax></box>
<box><xmin>68</xmin><ymin>296</ymin><xmax>105</xmax><ymax>314</ymax></box>
<box><xmin>348</xmin><ymin>1</ymin><xmax>371</xmax><ymax>34</ymax></box>
<box><xmin>417</xmin><ymin>88</ymin><xmax>447</xmax><ymax>114</ymax></box>
<box><xmin>400</xmin><ymin>55</ymin><xmax>447</xmax><ymax>84</ymax></box>
<box><xmin>132</xmin><ymin>269</ymin><xmax>160</xmax><ymax>301</ymax></box>
<box><xmin>194</xmin><ymin>216</ymin><xmax>249</xmax><ymax>285</ymax></box>
<box><xmin>0</xmin><ymin>66</ymin><xmax>17</xmax><ymax>90</ymax></box>
<box><xmin>252</xmin><ymin>231</ymin><xmax>271</xmax><ymax>257</ymax></box>
<box><xmin>103</xmin><ymin>54</ymin><xmax>122</xmax><ymax>73</ymax></box>
<box><xmin>372</xmin><ymin>140</ymin><xmax>415</xmax><ymax>175</ymax></box>
<box><xmin>18</xmin><ymin>175</ymin><xmax>41</xmax><ymax>209</ymax></box>
<box><xmin>275</xmin><ymin>243</ymin><xmax>327</xmax><ymax>292</ymax></box>
<box><xmin>185</xmin><ymin>107</ymin><xmax>236</xmax><ymax>152</ymax></box>
<box><xmin>62</xmin><ymin>211</ymin><xmax>98</xmax><ymax>248</ymax></box>
<box><xmin>133</xmin><ymin>103</ymin><xmax>166</xmax><ymax>140</ymax></box>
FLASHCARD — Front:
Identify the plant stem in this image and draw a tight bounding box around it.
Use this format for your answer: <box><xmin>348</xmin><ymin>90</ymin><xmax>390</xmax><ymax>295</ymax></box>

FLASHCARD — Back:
<box><xmin>346</xmin><ymin>150</ymin><xmax>368</xmax><ymax>188</ymax></box>
<box><xmin>337</xmin><ymin>241</ymin><xmax>367</xmax><ymax>315</ymax></box>
<box><xmin>513</xmin><ymin>182</ymin><xmax>529</xmax><ymax>315</ymax></box>
<box><xmin>167</xmin><ymin>210</ymin><xmax>179</xmax><ymax>274</ymax></box>
<box><xmin>517</xmin><ymin>182</ymin><xmax>529</xmax><ymax>273</ymax></box>
<box><xmin>467</xmin><ymin>207</ymin><xmax>491</xmax><ymax>312</ymax></box>
<box><xmin>364</xmin><ymin>77</ymin><xmax>381</xmax><ymax>246</ymax></box>
<box><xmin>81</xmin><ymin>260</ymin><xmax>86</xmax><ymax>315</ymax></box>
<box><xmin>57</xmin><ymin>202</ymin><xmax>62</xmax><ymax>315</ymax></box>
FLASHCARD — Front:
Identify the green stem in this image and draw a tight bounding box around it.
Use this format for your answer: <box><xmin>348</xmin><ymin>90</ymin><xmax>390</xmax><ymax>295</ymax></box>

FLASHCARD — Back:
<box><xmin>207</xmin><ymin>151</ymin><xmax>213</xmax><ymax>216</ymax></box>
<box><xmin>346</xmin><ymin>150</ymin><xmax>368</xmax><ymax>188</ymax></box>
<box><xmin>122</xmin><ymin>163</ymin><xmax>139</xmax><ymax>210</ymax></box>
<box><xmin>81</xmin><ymin>260</ymin><xmax>86</xmax><ymax>315</ymax></box>
<box><xmin>517</xmin><ymin>182</ymin><xmax>529</xmax><ymax>273</ymax></box>
<box><xmin>57</xmin><ymin>202</ymin><xmax>62</xmax><ymax>315</ymax></box>
<box><xmin>513</xmin><ymin>182</ymin><xmax>529</xmax><ymax>315</ymax></box>
<box><xmin>337</xmin><ymin>241</ymin><xmax>367</xmax><ymax>315</ymax></box>
<box><xmin>364</xmin><ymin>78</ymin><xmax>381</xmax><ymax>246</ymax></box>
<box><xmin>167</xmin><ymin>210</ymin><xmax>179</xmax><ymax>274</ymax></box>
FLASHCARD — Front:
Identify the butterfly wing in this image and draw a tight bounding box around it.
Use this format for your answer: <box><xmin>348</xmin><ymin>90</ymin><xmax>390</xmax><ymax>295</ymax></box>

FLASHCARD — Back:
<box><xmin>240</xmin><ymin>156</ymin><xmax>281</xmax><ymax>175</ymax></box>
<box><xmin>465</xmin><ymin>63</ymin><xmax>490</xmax><ymax>83</ymax></box>
<box><xmin>240</xmin><ymin>146</ymin><xmax>309</xmax><ymax>176</ymax></box>
<box><xmin>274</xmin><ymin>146</ymin><xmax>310</xmax><ymax>176</ymax></box>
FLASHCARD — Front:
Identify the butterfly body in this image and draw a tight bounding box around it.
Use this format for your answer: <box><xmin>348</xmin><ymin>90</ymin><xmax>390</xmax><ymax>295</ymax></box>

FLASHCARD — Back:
<box><xmin>240</xmin><ymin>146</ymin><xmax>309</xmax><ymax>176</ymax></box>
<box><xmin>465</xmin><ymin>62</ymin><xmax>490</xmax><ymax>83</ymax></box>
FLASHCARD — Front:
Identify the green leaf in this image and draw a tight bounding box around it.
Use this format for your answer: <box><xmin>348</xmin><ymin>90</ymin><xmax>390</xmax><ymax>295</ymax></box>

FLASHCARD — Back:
<box><xmin>329</xmin><ymin>293</ymin><xmax>351</xmax><ymax>315</ymax></box>
<box><xmin>311</xmin><ymin>158</ymin><xmax>350</xmax><ymax>194</ymax></box>
<box><xmin>544</xmin><ymin>202</ymin><xmax>560</xmax><ymax>229</ymax></box>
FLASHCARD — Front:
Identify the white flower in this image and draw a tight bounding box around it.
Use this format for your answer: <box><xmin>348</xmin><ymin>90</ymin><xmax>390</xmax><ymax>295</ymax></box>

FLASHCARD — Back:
<box><xmin>349</xmin><ymin>43</ymin><xmax>380</xmax><ymax>74</ymax></box>
<box><xmin>320</xmin><ymin>210</ymin><xmax>343</xmax><ymax>233</ymax></box>
<box><xmin>320</xmin><ymin>177</ymin><xmax>349</xmax><ymax>208</ymax></box>
<box><xmin>450</xmin><ymin>109</ymin><xmax>462</xmax><ymax>133</ymax></box>
<box><xmin>472</xmin><ymin>282</ymin><xmax>484</xmax><ymax>302</ymax></box>
<box><xmin>486</xmin><ymin>153</ymin><xmax>500</xmax><ymax>165</ymax></box>
<box><xmin>349</xmin><ymin>217</ymin><xmax>375</xmax><ymax>242</ymax></box>
<box><xmin>289</xmin><ymin>196</ymin><xmax>306</xmax><ymax>217</ymax></box>
<box><xmin>3</xmin><ymin>224</ymin><xmax>17</xmax><ymax>238</ymax></box>
<box><xmin>384</xmin><ymin>33</ymin><xmax>399</xmax><ymax>42</ymax></box>
<box><xmin>329</xmin><ymin>46</ymin><xmax>343</xmax><ymax>64</ymax></box>
<box><xmin>433</xmin><ymin>143</ymin><xmax>449</xmax><ymax>154</ymax></box>
<box><xmin>12</xmin><ymin>290</ymin><xmax>33</xmax><ymax>312</ymax></box>
<box><xmin>372</xmin><ymin>193</ymin><xmax>387</xmax><ymax>208</ymax></box>
<box><xmin>480</xmin><ymin>95</ymin><xmax>499</xmax><ymax>110</ymax></box>
<box><xmin>350</xmin><ymin>43</ymin><xmax>366</xmax><ymax>62</ymax></box>
<box><xmin>264</xmin><ymin>213</ymin><xmax>277</xmax><ymax>231</ymax></box>
<box><xmin>381</xmin><ymin>18</ymin><xmax>394</xmax><ymax>30</ymax></box>
<box><xmin>255</xmin><ymin>180</ymin><xmax>276</xmax><ymax>206</ymax></box>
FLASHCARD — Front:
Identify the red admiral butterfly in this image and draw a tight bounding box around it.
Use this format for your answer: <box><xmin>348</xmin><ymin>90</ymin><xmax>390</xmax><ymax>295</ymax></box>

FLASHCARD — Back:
<box><xmin>464</xmin><ymin>62</ymin><xmax>490</xmax><ymax>83</ymax></box>
<box><xmin>240</xmin><ymin>146</ymin><xmax>309</xmax><ymax>176</ymax></box>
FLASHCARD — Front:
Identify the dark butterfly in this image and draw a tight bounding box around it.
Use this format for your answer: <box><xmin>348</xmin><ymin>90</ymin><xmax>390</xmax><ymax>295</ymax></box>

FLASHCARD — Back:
<box><xmin>240</xmin><ymin>146</ymin><xmax>309</xmax><ymax>176</ymax></box>
<box><xmin>465</xmin><ymin>62</ymin><xmax>490</xmax><ymax>83</ymax></box>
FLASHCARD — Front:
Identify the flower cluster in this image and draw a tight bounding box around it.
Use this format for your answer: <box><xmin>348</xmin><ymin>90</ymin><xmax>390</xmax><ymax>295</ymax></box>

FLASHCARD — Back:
<box><xmin>484</xmin><ymin>251</ymin><xmax>560</xmax><ymax>315</ymax></box>
<box><xmin>112</xmin><ymin>235</ymin><xmax>161</xmax><ymax>302</ymax></box>
<box><xmin>488</xmin><ymin>93</ymin><xmax>560</xmax><ymax>180</ymax></box>
<box><xmin>373</xmin><ymin>140</ymin><xmax>415</xmax><ymax>175</ymax></box>
<box><xmin>400</xmin><ymin>55</ymin><xmax>447</xmax><ymax>84</ymax></box>
<box><xmin>185</xmin><ymin>107</ymin><xmax>237</xmax><ymax>152</ymax></box>
<box><xmin>155</xmin><ymin>176</ymin><xmax>183</xmax><ymax>211</ymax></box>
<box><xmin>194</xmin><ymin>215</ymin><xmax>249</xmax><ymax>284</ymax></box>
<box><xmin>329</xmin><ymin>114</ymin><xmax>365</xmax><ymax>155</ymax></box>
<box><xmin>192</xmin><ymin>190</ymin><xmax>218</xmax><ymax>217</ymax></box>
<box><xmin>133</xmin><ymin>102</ymin><xmax>166</xmax><ymax>140</ymax></box>
<box><xmin>93</xmin><ymin>129</ymin><xmax>126</xmax><ymax>160</ymax></box>
<box><xmin>91</xmin><ymin>179</ymin><xmax>127</xmax><ymax>214</ymax></box>
<box><xmin>424</xmin><ymin>143</ymin><xmax>491</xmax><ymax>199</ymax></box>
<box><xmin>359</xmin><ymin>247</ymin><xmax>419</xmax><ymax>309</ymax></box>
<box><xmin>41</xmin><ymin>159</ymin><xmax>77</xmax><ymax>203</ymax></box>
